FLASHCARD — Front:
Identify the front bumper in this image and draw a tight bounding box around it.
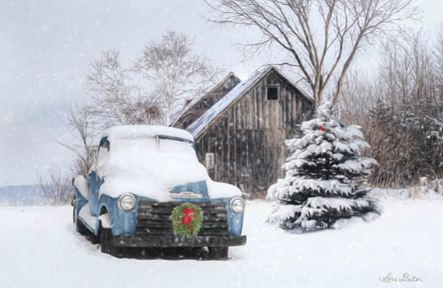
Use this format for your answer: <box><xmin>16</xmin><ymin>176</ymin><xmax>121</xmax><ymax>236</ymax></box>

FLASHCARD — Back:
<box><xmin>112</xmin><ymin>235</ymin><xmax>247</xmax><ymax>248</ymax></box>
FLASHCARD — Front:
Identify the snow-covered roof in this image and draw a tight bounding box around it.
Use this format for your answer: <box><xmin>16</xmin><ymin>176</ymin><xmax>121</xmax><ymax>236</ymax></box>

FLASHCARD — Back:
<box><xmin>96</xmin><ymin>125</ymin><xmax>241</xmax><ymax>201</ymax></box>
<box><xmin>103</xmin><ymin>125</ymin><xmax>194</xmax><ymax>143</ymax></box>
<box><xmin>187</xmin><ymin>66</ymin><xmax>313</xmax><ymax>138</ymax></box>
<box><xmin>170</xmin><ymin>72</ymin><xmax>240</xmax><ymax>126</ymax></box>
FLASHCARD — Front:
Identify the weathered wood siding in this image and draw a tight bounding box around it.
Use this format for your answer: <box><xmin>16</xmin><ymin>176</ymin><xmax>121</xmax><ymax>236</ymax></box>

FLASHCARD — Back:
<box><xmin>195</xmin><ymin>70</ymin><xmax>313</xmax><ymax>198</ymax></box>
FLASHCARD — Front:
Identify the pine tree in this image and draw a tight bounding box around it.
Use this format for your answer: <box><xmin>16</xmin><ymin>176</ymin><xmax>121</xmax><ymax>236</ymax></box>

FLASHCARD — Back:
<box><xmin>267</xmin><ymin>103</ymin><xmax>379</xmax><ymax>232</ymax></box>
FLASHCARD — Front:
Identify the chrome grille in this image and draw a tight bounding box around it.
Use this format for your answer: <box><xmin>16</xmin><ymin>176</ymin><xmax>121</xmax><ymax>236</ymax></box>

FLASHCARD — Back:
<box><xmin>136</xmin><ymin>202</ymin><xmax>229</xmax><ymax>237</ymax></box>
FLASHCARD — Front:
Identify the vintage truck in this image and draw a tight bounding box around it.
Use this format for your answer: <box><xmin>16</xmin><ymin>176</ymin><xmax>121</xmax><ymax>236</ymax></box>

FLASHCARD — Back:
<box><xmin>72</xmin><ymin>125</ymin><xmax>246</xmax><ymax>259</ymax></box>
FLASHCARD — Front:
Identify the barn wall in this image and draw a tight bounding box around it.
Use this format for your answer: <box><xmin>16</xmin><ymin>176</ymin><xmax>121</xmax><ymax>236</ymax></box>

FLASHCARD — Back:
<box><xmin>195</xmin><ymin>70</ymin><xmax>313</xmax><ymax>198</ymax></box>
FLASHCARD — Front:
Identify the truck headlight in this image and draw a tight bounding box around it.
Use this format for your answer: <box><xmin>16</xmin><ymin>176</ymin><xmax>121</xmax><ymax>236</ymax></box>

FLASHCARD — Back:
<box><xmin>230</xmin><ymin>197</ymin><xmax>245</xmax><ymax>213</ymax></box>
<box><xmin>118</xmin><ymin>193</ymin><xmax>136</xmax><ymax>211</ymax></box>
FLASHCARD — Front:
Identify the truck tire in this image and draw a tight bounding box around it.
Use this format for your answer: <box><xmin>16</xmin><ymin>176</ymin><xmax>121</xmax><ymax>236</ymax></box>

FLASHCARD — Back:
<box><xmin>100</xmin><ymin>228</ymin><xmax>121</xmax><ymax>256</ymax></box>
<box><xmin>75</xmin><ymin>216</ymin><xmax>89</xmax><ymax>235</ymax></box>
<box><xmin>208</xmin><ymin>247</ymin><xmax>229</xmax><ymax>260</ymax></box>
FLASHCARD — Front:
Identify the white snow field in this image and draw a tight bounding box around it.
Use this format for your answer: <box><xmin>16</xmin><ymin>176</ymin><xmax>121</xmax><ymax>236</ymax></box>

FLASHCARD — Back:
<box><xmin>0</xmin><ymin>200</ymin><xmax>442</xmax><ymax>288</ymax></box>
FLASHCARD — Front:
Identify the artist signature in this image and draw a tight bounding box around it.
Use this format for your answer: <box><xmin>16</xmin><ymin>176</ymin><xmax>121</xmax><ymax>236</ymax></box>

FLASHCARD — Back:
<box><xmin>379</xmin><ymin>273</ymin><xmax>423</xmax><ymax>283</ymax></box>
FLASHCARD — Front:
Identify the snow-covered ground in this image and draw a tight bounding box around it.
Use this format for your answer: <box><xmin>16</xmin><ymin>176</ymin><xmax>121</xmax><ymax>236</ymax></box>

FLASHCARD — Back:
<box><xmin>0</xmin><ymin>200</ymin><xmax>442</xmax><ymax>288</ymax></box>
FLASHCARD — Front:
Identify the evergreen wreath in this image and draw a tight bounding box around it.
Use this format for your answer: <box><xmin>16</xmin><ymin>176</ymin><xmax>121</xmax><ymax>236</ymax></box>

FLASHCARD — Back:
<box><xmin>170</xmin><ymin>203</ymin><xmax>203</xmax><ymax>236</ymax></box>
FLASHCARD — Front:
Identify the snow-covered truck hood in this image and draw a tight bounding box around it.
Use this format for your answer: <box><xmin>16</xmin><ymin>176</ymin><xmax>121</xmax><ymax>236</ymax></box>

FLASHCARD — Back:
<box><xmin>96</xmin><ymin>125</ymin><xmax>241</xmax><ymax>201</ymax></box>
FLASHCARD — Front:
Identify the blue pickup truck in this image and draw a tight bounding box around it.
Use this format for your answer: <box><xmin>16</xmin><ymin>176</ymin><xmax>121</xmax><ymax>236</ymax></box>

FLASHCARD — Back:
<box><xmin>72</xmin><ymin>125</ymin><xmax>246</xmax><ymax>259</ymax></box>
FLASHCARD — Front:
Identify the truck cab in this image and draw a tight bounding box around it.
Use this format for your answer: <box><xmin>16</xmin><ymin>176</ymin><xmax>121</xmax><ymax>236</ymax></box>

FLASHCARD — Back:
<box><xmin>72</xmin><ymin>125</ymin><xmax>246</xmax><ymax>259</ymax></box>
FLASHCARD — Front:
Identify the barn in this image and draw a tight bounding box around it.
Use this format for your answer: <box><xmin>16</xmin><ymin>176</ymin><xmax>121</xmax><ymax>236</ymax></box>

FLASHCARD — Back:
<box><xmin>173</xmin><ymin>66</ymin><xmax>314</xmax><ymax>198</ymax></box>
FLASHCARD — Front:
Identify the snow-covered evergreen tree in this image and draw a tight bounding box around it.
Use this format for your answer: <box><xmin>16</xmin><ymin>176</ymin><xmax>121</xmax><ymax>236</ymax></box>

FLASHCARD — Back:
<box><xmin>267</xmin><ymin>103</ymin><xmax>379</xmax><ymax>232</ymax></box>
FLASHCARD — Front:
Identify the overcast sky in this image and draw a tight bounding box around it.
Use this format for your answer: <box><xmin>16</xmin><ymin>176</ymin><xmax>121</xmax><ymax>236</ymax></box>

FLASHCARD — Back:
<box><xmin>0</xmin><ymin>0</ymin><xmax>442</xmax><ymax>186</ymax></box>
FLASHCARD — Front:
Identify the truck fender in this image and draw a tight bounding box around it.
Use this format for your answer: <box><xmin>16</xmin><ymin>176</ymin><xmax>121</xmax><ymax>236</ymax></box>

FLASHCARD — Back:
<box><xmin>74</xmin><ymin>175</ymin><xmax>88</xmax><ymax>199</ymax></box>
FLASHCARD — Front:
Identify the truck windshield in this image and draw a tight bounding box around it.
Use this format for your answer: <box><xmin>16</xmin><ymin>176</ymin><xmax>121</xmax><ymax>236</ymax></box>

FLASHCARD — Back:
<box><xmin>103</xmin><ymin>135</ymin><xmax>198</xmax><ymax>173</ymax></box>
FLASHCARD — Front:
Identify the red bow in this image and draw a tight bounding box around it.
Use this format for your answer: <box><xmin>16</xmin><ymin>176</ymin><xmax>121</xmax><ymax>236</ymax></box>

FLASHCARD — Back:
<box><xmin>181</xmin><ymin>208</ymin><xmax>195</xmax><ymax>225</ymax></box>
<box><xmin>319</xmin><ymin>124</ymin><xmax>326</xmax><ymax>132</ymax></box>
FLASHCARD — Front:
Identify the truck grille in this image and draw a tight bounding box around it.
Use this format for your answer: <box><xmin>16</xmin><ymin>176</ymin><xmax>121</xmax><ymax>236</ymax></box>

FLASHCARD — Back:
<box><xmin>136</xmin><ymin>202</ymin><xmax>229</xmax><ymax>237</ymax></box>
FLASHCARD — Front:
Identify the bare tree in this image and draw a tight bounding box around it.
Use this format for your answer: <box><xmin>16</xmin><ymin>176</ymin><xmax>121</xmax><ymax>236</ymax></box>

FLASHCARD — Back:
<box><xmin>339</xmin><ymin>70</ymin><xmax>378</xmax><ymax>119</ymax></box>
<box><xmin>59</xmin><ymin>104</ymin><xmax>96</xmax><ymax>177</ymax></box>
<box><xmin>340</xmin><ymin>30</ymin><xmax>443</xmax><ymax>187</ymax></box>
<box><xmin>435</xmin><ymin>23</ymin><xmax>443</xmax><ymax>97</ymax></box>
<box><xmin>135</xmin><ymin>31</ymin><xmax>219</xmax><ymax>124</ymax></box>
<box><xmin>87</xmin><ymin>32</ymin><xmax>218</xmax><ymax>126</ymax></box>
<box><xmin>207</xmin><ymin>0</ymin><xmax>417</xmax><ymax>107</ymax></box>
<box><xmin>36</xmin><ymin>167</ymin><xmax>73</xmax><ymax>206</ymax></box>
<box><xmin>87</xmin><ymin>50</ymin><xmax>161</xmax><ymax>128</ymax></box>
<box><xmin>59</xmin><ymin>31</ymin><xmax>219</xmax><ymax>185</ymax></box>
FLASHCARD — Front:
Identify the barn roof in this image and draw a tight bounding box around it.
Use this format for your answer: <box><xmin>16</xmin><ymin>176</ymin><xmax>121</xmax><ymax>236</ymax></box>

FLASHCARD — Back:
<box><xmin>170</xmin><ymin>72</ymin><xmax>241</xmax><ymax>127</ymax></box>
<box><xmin>187</xmin><ymin>65</ymin><xmax>313</xmax><ymax>138</ymax></box>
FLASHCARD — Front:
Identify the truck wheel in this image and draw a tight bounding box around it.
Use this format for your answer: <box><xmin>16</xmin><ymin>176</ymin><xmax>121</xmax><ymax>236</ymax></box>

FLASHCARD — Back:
<box><xmin>100</xmin><ymin>228</ymin><xmax>120</xmax><ymax>256</ymax></box>
<box><xmin>208</xmin><ymin>247</ymin><xmax>229</xmax><ymax>260</ymax></box>
<box><xmin>75</xmin><ymin>216</ymin><xmax>89</xmax><ymax>235</ymax></box>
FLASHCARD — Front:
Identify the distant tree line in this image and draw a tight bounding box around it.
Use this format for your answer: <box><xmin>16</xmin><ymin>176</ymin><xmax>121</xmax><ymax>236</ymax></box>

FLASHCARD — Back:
<box><xmin>340</xmin><ymin>29</ymin><xmax>443</xmax><ymax>187</ymax></box>
<box><xmin>36</xmin><ymin>167</ymin><xmax>73</xmax><ymax>205</ymax></box>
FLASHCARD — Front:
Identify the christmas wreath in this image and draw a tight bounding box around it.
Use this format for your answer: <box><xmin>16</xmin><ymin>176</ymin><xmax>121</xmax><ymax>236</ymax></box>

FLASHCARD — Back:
<box><xmin>170</xmin><ymin>203</ymin><xmax>203</xmax><ymax>237</ymax></box>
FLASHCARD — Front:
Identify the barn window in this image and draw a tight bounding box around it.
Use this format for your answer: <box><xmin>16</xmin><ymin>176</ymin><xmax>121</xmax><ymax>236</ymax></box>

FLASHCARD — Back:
<box><xmin>267</xmin><ymin>86</ymin><xmax>279</xmax><ymax>100</ymax></box>
<box><xmin>205</xmin><ymin>153</ymin><xmax>215</xmax><ymax>169</ymax></box>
